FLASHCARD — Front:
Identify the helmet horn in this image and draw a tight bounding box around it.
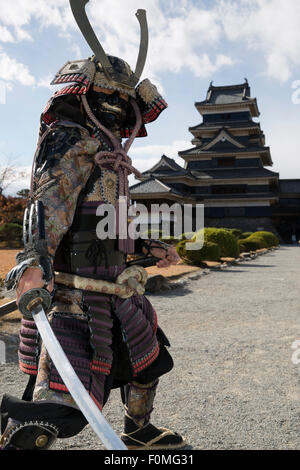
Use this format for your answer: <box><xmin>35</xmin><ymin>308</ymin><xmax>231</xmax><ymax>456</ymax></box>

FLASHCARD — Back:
<box><xmin>69</xmin><ymin>0</ymin><xmax>148</xmax><ymax>87</ymax></box>
<box><xmin>132</xmin><ymin>9</ymin><xmax>148</xmax><ymax>86</ymax></box>
<box><xmin>69</xmin><ymin>0</ymin><xmax>113</xmax><ymax>80</ymax></box>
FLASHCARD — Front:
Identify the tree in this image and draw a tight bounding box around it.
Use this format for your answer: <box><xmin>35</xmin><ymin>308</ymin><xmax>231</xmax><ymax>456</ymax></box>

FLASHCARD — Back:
<box><xmin>0</xmin><ymin>194</ymin><xmax>26</xmax><ymax>225</ymax></box>
<box><xmin>0</xmin><ymin>160</ymin><xmax>30</xmax><ymax>195</ymax></box>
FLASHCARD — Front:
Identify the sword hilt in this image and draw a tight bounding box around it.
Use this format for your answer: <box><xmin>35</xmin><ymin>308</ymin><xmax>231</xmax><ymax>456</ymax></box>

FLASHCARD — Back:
<box><xmin>18</xmin><ymin>288</ymin><xmax>52</xmax><ymax>319</ymax></box>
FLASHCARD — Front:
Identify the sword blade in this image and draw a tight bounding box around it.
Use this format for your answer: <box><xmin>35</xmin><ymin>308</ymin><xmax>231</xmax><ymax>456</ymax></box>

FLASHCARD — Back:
<box><xmin>0</xmin><ymin>300</ymin><xmax>17</xmax><ymax>318</ymax></box>
<box><xmin>31</xmin><ymin>304</ymin><xmax>127</xmax><ymax>450</ymax></box>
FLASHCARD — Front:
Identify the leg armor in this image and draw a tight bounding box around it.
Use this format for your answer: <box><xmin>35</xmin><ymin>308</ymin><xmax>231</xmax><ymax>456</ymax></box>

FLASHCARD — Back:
<box><xmin>121</xmin><ymin>380</ymin><xmax>186</xmax><ymax>450</ymax></box>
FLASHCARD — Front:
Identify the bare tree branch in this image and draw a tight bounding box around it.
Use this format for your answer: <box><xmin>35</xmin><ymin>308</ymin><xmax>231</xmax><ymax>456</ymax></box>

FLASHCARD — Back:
<box><xmin>0</xmin><ymin>155</ymin><xmax>30</xmax><ymax>195</ymax></box>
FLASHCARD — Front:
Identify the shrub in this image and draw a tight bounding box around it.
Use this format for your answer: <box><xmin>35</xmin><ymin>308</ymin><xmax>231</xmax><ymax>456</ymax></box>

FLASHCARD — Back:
<box><xmin>176</xmin><ymin>239</ymin><xmax>221</xmax><ymax>265</ymax></box>
<box><xmin>0</xmin><ymin>222</ymin><xmax>23</xmax><ymax>247</ymax></box>
<box><xmin>238</xmin><ymin>238</ymin><xmax>262</xmax><ymax>252</ymax></box>
<box><xmin>176</xmin><ymin>239</ymin><xmax>190</xmax><ymax>259</ymax></box>
<box><xmin>238</xmin><ymin>241</ymin><xmax>247</xmax><ymax>253</ymax></box>
<box><xmin>248</xmin><ymin>231</ymin><xmax>279</xmax><ymax>248</ymax></box>
<box><xmin>225</xmin><ymin>228</ymin><xmax>242</xmax><ymax>239</ymax></box>
<box><xmin>240</xmin><ymin>232</ymin><xmax>254</xmax><ymax>239</ymax></box>
<box><xmin>193</xmin><ymin>227</ymin><xmax>240</xmax><ymax>258</ymax></box>
<box><xmin>181</xmin><ymin>232</ymin><xmax>196</xmax><ymax>241</ymax></box>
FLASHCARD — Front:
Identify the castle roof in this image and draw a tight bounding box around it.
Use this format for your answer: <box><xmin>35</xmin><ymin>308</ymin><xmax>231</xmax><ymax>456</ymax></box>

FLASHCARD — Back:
<box><xmin>195</xmin><ymin>80</ymin><xmax>260</xmax><ymax>117</ymax></box>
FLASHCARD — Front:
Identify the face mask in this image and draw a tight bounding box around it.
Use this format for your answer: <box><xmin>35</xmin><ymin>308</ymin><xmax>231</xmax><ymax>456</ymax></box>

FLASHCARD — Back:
<box><xmin>88</xmin><ymin>89</ymin><xmax>130</xmax><ymax>131</ymax></box>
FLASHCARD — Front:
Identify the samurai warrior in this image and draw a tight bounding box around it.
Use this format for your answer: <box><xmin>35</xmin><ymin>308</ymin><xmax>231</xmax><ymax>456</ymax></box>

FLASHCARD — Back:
<box><xmin>0</xmin><ymin>1</ymin><xmax>186</xmax><ymax>450</ymax></box>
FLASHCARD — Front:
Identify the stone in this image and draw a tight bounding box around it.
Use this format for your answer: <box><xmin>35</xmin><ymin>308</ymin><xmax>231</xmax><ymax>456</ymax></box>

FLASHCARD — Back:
<box><xmin>202</xmin><ymin>261</ymin><xmax>222</xmax><ymax>269</ymax></box>
<box><xmin>145</xmin><ymin>275</ymin><xmax>174</xmax><ymax>293</ymax></box>
<box><xmin>220</xmin><ymin>257</ymin><xmax>238</xmax><ymax>265</ymax></box>
<box><xmin>188</xmin><ymin>273</ymin><xmax>202</xmax><ymax>281</ymax></box>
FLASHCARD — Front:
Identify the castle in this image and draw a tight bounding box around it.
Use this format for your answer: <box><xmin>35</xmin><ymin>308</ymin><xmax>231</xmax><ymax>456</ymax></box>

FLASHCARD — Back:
<box><xmin>130</xmin><ymin>80</ymin><xmax>300</xmax><ymax>242</ymax></box>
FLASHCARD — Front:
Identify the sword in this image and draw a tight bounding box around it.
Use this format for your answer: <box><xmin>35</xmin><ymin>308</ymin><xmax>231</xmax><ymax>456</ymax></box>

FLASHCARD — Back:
<box><xmin>0</xmin><ymin>257</ymin><xmax>160</xmax><ymax>318</ymax></box>
<box><xmin>0</xmin><ymin>299</ymin><xmax>17</xmax><ymax>318</ymax></box>
<box><xmin>17</xmin><ymin>288</ymin><xmax>127</xmax><ymax>451</ymax></box>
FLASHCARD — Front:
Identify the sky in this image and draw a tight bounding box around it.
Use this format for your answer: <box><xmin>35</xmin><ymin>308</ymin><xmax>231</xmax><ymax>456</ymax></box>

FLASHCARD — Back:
<box><xmin>0</xmin><ymin>0</ymin><xmax>300</xmax><ymax>195</ymax></box>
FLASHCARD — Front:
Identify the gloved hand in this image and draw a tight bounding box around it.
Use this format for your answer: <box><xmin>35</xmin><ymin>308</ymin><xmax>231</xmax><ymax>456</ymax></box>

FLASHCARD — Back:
<box><xmin>16</xmin><ymin>268</ymin><xmax>54</xmax><ymax>305</ymax></box>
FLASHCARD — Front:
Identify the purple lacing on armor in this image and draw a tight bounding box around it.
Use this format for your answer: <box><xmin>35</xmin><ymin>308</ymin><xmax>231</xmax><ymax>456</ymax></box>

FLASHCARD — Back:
<box><xmin>81</xmin><ymin>95</ymin><xmax>143</xmax><ymax>253</ymax></box>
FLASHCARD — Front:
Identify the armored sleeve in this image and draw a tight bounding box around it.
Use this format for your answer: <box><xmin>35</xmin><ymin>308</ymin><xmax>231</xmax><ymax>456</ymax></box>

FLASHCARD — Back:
<box><xmin>5</xmin><ymin>122</ymin><xmax>100</xmax><ymax>291</ymax></box>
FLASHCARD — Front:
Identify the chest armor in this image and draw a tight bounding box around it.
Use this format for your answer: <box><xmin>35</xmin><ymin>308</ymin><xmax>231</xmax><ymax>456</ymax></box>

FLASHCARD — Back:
<box><xmin>53</xmin><ymin>166</ymin><xmax>126</xmax><ymax>275</ymax></box>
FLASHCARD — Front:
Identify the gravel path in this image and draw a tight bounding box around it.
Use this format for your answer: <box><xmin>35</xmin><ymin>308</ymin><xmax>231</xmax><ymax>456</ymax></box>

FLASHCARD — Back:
<box><xmin>1</xmin><ymin>245</ymin><xmax>300</xmax><ymax>450</ymax></box>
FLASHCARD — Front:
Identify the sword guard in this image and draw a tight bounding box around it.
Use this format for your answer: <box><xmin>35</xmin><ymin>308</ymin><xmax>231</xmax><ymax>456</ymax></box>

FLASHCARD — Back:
<box><xmin>18</xmin><ymin>288</ymin><xmax>52</xmax><ymax>319</ymax></box>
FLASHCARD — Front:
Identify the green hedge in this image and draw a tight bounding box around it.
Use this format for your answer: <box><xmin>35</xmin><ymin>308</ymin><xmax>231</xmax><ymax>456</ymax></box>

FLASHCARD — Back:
<box><xmin>238</xmin><ymin>238</ymin><xmax>262</xmax><ymax>252</ymax></box>
<box><xmin>240</xmin><ymin>232</ymin><xmax>254</xmax><ymax>239</ymax></box>
<box><xmin>181</xmin><ymin>232</ymin><xmax>196</xmax><ymax>241</ymax></box>
<box><xmin>225</xmin><ymin>228</ymin><xmax>242</xmax><ymax>239</ymax></box>
<box><xmin>238</xmin><ymin>231</ymin><xmax>279</xmax><ymax>252</ymax></box>
<box><xmin>247</xmin><ymin>231</ymin><xmax>279</xmax><ymax>248</ymax></box>
<box><xmin>176</xmin><ymin>239</ymin><xmax>221</xmax><ymax>265</ymax></box>
<box><xmin>193</xmin><ymin>227</ymin><xmax>240</xmax><ymax>258</ymax></box>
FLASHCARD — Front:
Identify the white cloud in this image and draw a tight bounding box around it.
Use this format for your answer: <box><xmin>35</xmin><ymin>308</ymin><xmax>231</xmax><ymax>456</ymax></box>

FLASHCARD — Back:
<box><xmin>267</xmin><ymin>123</ymin><xmax>300</xmax><ymax>178</ymax></box>
<box><xmin>129</xmin><ymin>139</ymin><xmax>190</xmax><ymax>186</ymax></box>
<box><xmin>36</xmin><ymin>75</ymin><xmax>54</xmax><ymax>89</ymax></box>
<box><xmin>0</xmin><ymin>50</ymin><xmax>35</xmax><ymax>86</ymax></box>
<box><xmin>0</xmin><ymin>0</ymin><xmax>73</xmax><ymax>40</ymax></box>
<box><xmin>89</xmin><ymin>0</ymin><xmax>233</xmax><ymax>80</ymax></box>
<box><xmin>0</xmin><ymin>26</ymin><xmax>14</xmax><ymax>43</ymax></box>
<box><xmin>218</xmin><ymin>0</ymin><xmax>300</xmax><ymax>82</ymax></box>
<box><xmin>0</xmin><ymin>0</ymin><xmax>299</xmax><ymax>91</ymax></box>
<box><xmin>131</xmin><ymin>139</ymin><xmax>190</xmax><ymax>164</ymax></box>
<box><xmin>0</xmin><ymin>0</ymin><xmax>232</xmax><ymax>89</ymax></box>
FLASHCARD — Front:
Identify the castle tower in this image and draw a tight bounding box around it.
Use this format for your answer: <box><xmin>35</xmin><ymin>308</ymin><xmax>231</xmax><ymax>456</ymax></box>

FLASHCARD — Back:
<box><xmin>130</xmin><ymin>80</ymin><xmax>280</xmax><ymax>234</ymax></box>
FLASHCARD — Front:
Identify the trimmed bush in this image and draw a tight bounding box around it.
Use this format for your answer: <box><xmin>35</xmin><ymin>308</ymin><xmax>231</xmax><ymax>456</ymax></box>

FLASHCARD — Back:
<box><xmin>176</xmin><ymin>239</ymin><xmax>221</xmax><ymax>265</ymax></box>
<box><xmin>238</xmin><ymin>238</ymin><xmax>262</xmax><ymax>252</ymax></box>
<box><xmin>225</xmin><ymin>228</ymin><xmax>242</xmax><ymax>239</ymax></box>
<box><xmin>240</xmin><ymin>232</ymin><xmax>254</xmax><ymax>239</ymax></box>
<box><xmin>0</xmin><ymin>223</ymin><xmax>23</xmax><ymax>247</ymax></box>
<box><xmin>248</xmin><ymin>231</ymin><xmax>279</xmax><ymax>248</ymax></box>
<box><xmin>238</xmin><ymin>241</ymin><xmax>247</xmax><ymax>253</ymax></box>
<box><xmin>180</xmin><ymin>232</ymin><xmax>196</xmax><ymax>241</ymax></box>
<box><xmin>176</xmin><ymin>239</ymin><xmax>190</xmax><ymax>259</ymax></box>
<box><xmin>193</xmin><ymin>227</ymin><xmax>240</xmax><ymax>258</ymax></box>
